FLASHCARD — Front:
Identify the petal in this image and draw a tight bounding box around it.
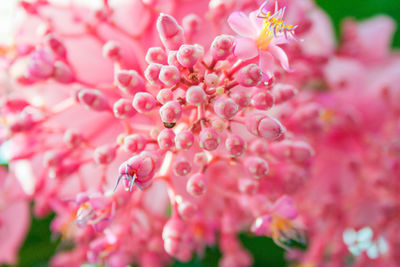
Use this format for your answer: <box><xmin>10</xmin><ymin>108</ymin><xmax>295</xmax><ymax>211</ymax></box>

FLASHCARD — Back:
<box><xmin>271</xmin><ymin>195</ymin><xmax>298</xmax><ymax>220</ymax></box>
<box><xmin>268</xmin><ymin>45</ymin><xmax>292</xmax><ymax>72</ymax></box>
<box><xmin>234</xmin><ymin>37</ymin><xmax>259</xmax><ymax>60</ymax></box>
<box><xmin>259</xmin><ymin>51</ymin><xmax>275</xmax><ymax>74</ymax></box>
<box><xmin>228</xmin><ymin>12</ymin><xmax>258</xmax><ymax>38</ymax></box>
<box><xmin>249</xmin><ymin>11</ymin><xmax>264</xmax><ymax>32</ymax></box>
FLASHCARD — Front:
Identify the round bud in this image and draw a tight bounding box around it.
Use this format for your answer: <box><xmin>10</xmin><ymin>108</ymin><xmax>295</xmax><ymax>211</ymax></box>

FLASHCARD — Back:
<box><xmin>157</xmin><ymin>129</ymin><xmax>175</xmax><ymax>150</ymax></box>
<box><xmin>144</xmin><ymin>63</ymin><xmax>162</xmax><ymax>84</ymax></box>
<box><xmin>225</xmin><ymin>134</ymin><xmax>246</xmax><ymax>157</ymax></box>
<box><xmin>251</xmin><ymin>91</ymin><xmax>274</xmax><ymax>110</ymax></box>
<box><xmin>194</xmin><ymin>152</ymin><xmax>207</xmax><ymax>165</ymax></box>
<box><xmin>175</xmin><ymin>130</ymin><xmax>194</xmax><ymax>150</ymax></box>
<box><xmin>173</xmin><ymin>158</ymin><xmax>192</xmax><ymax>176</ymax></box>
<box><xmin>102</xmin><ymin>41</ymin><xmax>121</xmax><ymax>61</ymax></box>
<box><xmin>159</xmin><ymin>65</ymin><xmax>180</xmax><ymax>86</ymax></box>
<box><xmin>64</xmin><ymin>129</ymin><xmax>83</xmax><ymax>148</ymax></box>
<box><xmin>245</xmin><ymin>114</ymin><xmax>285</xmax><ymax>140</ymax></box>
<box><xmin>249</xmin><ymin>139</ymin><xmax>268</xmax><ymax>155</ymax></box>
<box><xmin>157</xmin><ymin>89</ymin><xmax>174</xmax><ymax>104</ymax></box>
<box><xmin>145</xmin><ymin>47</ymin><xmax>168</xmax><ymax>64</ymax></box>
<box><xmin>272</xmin><ymin>84</ymin><xmax>297</xmax><ymax>104</ymax></box>
<box><xmin>236</xmin><ymin>64</ymin><xmax>263</xmax><ymax>87</ymax></box>
<box><xmin>231</xmin><ymin>91</ymin><xmax>250</xmax><ymax>109</ymax></box>
<box><xmin>182</xmin><ymin>14</ymin><xmax>201</xmax><ymax>37</ymax></box>
<box><xmin>157</xmin><ymin>13</ymin><xmax>185</xmax><ymax>50</ymax></box>
<box><xmin>45</xmin><ymin>34</ymin><xmax>66</xmax><ymax>58</ymax></box>
<box><xmin>123</xmin><ymin>134</ymin><xmax>147</xmax><ymax>153</ymax></box>
<box><xmin>167</xmin><ymin>51</ymin><xmax>182</xmax><ymax>68</ymax></box>
<box><xmin>94</xmin><ymin>145</ymin><xmax>116</xmax><ymax>165</ymax></box>
<box><xmin>214</xmin><ymin>97</ymin><xmax>239</xmax><ymax>120</ymax></box>
<box><xmin>132</xmin><ymin>92</ymin><xmax>157</xmax><ymax>113</ymax></box>
<box><xmin>115</xmin><ymin>70</ymin><xmax>145</xmax><ymax>95</ymax></box>
<box><xmin>113</xmin><ymin>99</ymin><xmax>136</xmax><ymax>118</ymax></box>
<box><xmin>177</xmin><ymin>201</ymin><xmax>197</xmax><ymax>220</ymax></box>
<box><xmin>204</xmin><ymin>73</ymin><xmax>219</xmax><ymax>88</ymax></box>
<box><xmin>187</xmin><ymin>173</ymin><xmax>207</xmax><ymax>196</ymax></box>
<box><xmin>177</xmin><ymin>45</ymin><xmax>199</xmax><ymax>68</ymax></box>
<box><xmin>238</xmin><ymin>178</ymin><xmax>259</xmax><ymax>195</ymax></box>
<box><xmin>199</xmin><ymin>128</ymin><xmax>220</xmax><ymax>151</ymax></box>
<box><xmin>53</xmin><ymin>61</ymin><xmax>74</xmax><ymax>83</ymax></box>
<box><xmin>186</xmin><ymin>86</ymin><xmax>207</xmax><ymax>106</ymax></box>
<box><xmin>210</xmin><ymin>34</ymin><xmax>235</xmax><ymax>60</ymax></box>
<box><xmin>245</xmin><ymin>157</ymin><xmax>269</xmax><ymax>178</ymax></box>
<box><xmin>160</xmin><ymin>101</ymin><xmax>182</xmax><ymax>124</ymax></box>
<box><xmin>78</xmin><ymin>89</ymin><xmax>110</xmax><ymax>112</ymax></box>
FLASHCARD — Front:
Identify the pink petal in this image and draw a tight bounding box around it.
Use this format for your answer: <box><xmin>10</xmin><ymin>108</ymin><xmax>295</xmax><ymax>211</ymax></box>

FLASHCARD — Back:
<box><xmin>228</xmin><ymin>12</ymin><xmax>258</xmax><ymax>38</ymax></box>
<box><xmin>249</xmin><ymin>11</ymin><xmax>264</xmax><ymax>32</ymax></box>
<box><xmin>271</xmin><ymin>195</ymin><xmax>298</xmax><ymax>220</ymax></box>
<box><xmin>268</xmin><ymin>45</ymin><xmax>292</xmax><ymax>72</ymax></box>
<box><xmin>234</xmin><ymin>37</ymin><xmax>259</xmax><ymax>60</ymax></box>
<box><xmin>259</xmin><ymin>51</ymin><xmax>275</xmax><ymax>74</ymax></box>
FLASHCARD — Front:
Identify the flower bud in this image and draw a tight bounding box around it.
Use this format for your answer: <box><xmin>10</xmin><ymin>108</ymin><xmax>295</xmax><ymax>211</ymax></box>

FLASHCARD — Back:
<box><xmin>157</xmin><ymin>129</ymin><xmax>175</xmax><ymax>150</ymax></box>
<box><xmin>194</xmin><ymin>152</ymin><xmax>207</xmax><ymax>165</ymax></box>
<box><xmin>249</xmin><ymin>139</ymin><xmax>268</xmax><ymax>155</ymax></box>
<box><xmin>182</xmin><ymin>14</ymin><xmax>201</xmax><ymax>37</ymax></box>
<box><xmin>231</xmin><ymin>91</ymin><xmax>250</xmax><ymax>108</ymax></box>
<box><xmin>144</xmin><ymin>63</ymin><xmax>162</xmax><ymax>85</ymax></box>
<box><xmin>173</xmin><ymin>158</ymin><xmax>192</xmax><ymax>176</ymax></box>
<box><xmin>157</xmin><ymin>13</ymin><xmax>185</xmax><ymax>50</ymax></box>
<box><xmin>94</xmin><ymin>145</ymin><xmax>116</xmax><ymax>165</ymax></box>
<box><xmin>187</xmin><ymin>173</ymin><xmax>207</xmax><ymax>196</ymax></box>
<box><xmin>204</xmin><ymin>73</ymin><xmax>219</xmax><ymax>87</ymax></box>
<box><xmin>175</xmin><ymin>130</ymin><xmax>194</xmax><ymax>150</ymax></box>
<box><xmin>102</xmin><ymin>41</ymin><xmax>121</xmax><ymax>61</ymax></box>
<box><xmin>245</xmin><ymin>113</ymin><xmax>285</xmax><ymax>140</ymax></box>
<box><xmin>177</xmin><ymin>200</ymin><xmax>197</xmax><ymax>220</ymax></box>
<box><xmin>123</xmin><ymin>134</ymin><xmax>147</xmax><ymax>153</ymax></box>
<box><xmin>269</xmin><ymin>141</ymin><xmax>314</xmax><ymax>163</ymax></box>
<box><xmin>64</xmin><ymin>129</ymin><xmax>83</xmax><ymax>148</ymax></box>
<box><xmin>159</xmin><ymin>100</ymin><xmax>182</xmax><ymax>124</ymax></box>
<box><xmin>157</xmin><ymin>88</ymin><xmax>174</xmax><ymax>104</ymax></box>
<box><xmin>45</xmin><ymin>34</ymin><xmax>66</xmax><ymax>58</ymax></box>
<box><xmin>236</xmin><ymin>64</ymin><xmax>263</xmax><ymax>87</ymax></box>
<box><xmin>132</xmin><ymin>92</ymin><xmax>157</xmax><ymax>113</ymax></box>
<box><xmin>43</xmin><ymin>150</ymin><xmax>66</xmax><ymax>167</ymax></box>
<box><xmin>225</xmin><ymin>134</ymin><xmax>246</xmax><ymax>157</ymax></box>
<box><xmin>214</xmin><ymin>97</ymin><xmax>239</xmax><ymax>120</ymax></box>
<box><xmin>145</xmin><ymin>47</ymin><xmax>168</xmax><ymax>64</ymax></box>
<box><xmin>53</xmin><ymin>61</ymin><xmax>74</xmax><ymax>83</ymax></box>
<box><xmin>251</xmin><ymin>215</ymin><xmax>272</xmax><ymax>235</ymax></box>
<box><xmin>78</xmin><ymin>89</ymin><xmax>110</xmax><ymax>112</ymax></box>
<box><xmin>159</xmin><ymin>65</ymin><xmax>180</xmax><ymax>86</ymax></box>
<box><xmin>211</xmin><ymin>34</ymin><xmax>234</xmax><ymax>60</ymax></box>
<box><xmin>167</xmin><ymin>51</ymin><xmax>182</xmax><ymax>68</ymax></box>
<box><xmin>245</xmin><ymin>156</ymin><xmax>269</xmax><ymax>178</ymax></box>
<box><xmin>238</xmin><ymin>178</ymin><xmax>259</xmax><ymax>195</ymax></box>
<box><xmin>113</xmin><ymin>99</ymin><xmax>136</xmax><ymax>118</ymax></box>
<box><xmin>115</xmin><ymin>69</ymin><xmax>145</xmax><ymax>95</ymax></box>
<box><xmin>186</xmin><ymin>86</ymin><xmax>207</xmax><ymax>106</ymax></box>
<box><xmin>177</xmin><ymin>45</ymin><xmax>199</xmax><ymax>68</ymax></box>
<box><xmin>199</xmin><ymin>128</ymin><xmax>220</xmax><ymax>151</ymax></box>
<box><xmin>273</xmin><ymin>84</ymin><xmax>297</xmax><ymax>104</ymax></box>
<box><xmin>27</xmin><ymin>48</ymin><xmax>54</xmax><ymax>80</ymax></box>
<box><xmin>251</xmin><ymin>91</ymin><xmax>274</xmax><ymax>110</ymax></box>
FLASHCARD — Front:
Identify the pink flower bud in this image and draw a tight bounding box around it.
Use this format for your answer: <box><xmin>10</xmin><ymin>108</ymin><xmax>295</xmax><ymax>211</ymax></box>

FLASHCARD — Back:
<box><xmin>211</xmin><ymin>34</ymin><xmax>235</xmax><ymax>60</ymax></box>
<box><xmin>245</xmin><ymin>113</ymin><xmax>285</xmax><ymax>140</ymax></box>
<box><xmin>145</xmin><ymin>47</ymin><xmax>168</xmax><ymax>64</ymax></box>
<box><xmin>1</xmin><ymin>97</ymin><xmax>29</xmax><ymax>112</ymax></box>
<box><xmin>102</xmin><ymin>41</ymin><xmax>121</xmax><ymax>61</ymax></box>
<box><xmin>177</xmin><ymin>200</ymin><xmax>197</xmax><ymax>220</ymax></box>
<box><xmin>173</xmin><ymin>158</ymin><xmax>192</xmax><ymax>176</ymax></box>
<box><xmin>167</xmin><ymin>51</ymin><xmax>182</xmax><ymax>68</ymax></box>
<box><xmin>231</xmin><ymin>91</ymin><xmax>250</xmax><ymax>108</ymax></box>
<box><xmin>159</xmin><ymin>65</ymin><xmax>180</xmax><ymax>86</ymax></box>
<box><xmin>8</xmin><ymin>112</ymin><xmax>36</xmax><ymax>133</ymax></box>
<box><xmin>236</xmin><ymin>64</ymin><xmax>263</xmax><ymax>87</ymax></box>
<box><xmin>204</xmin><ymin>73</ymin><xmax>219</xmax><ymax>88</ymax></box>
<box><xmin>238</xmin><ymin>178</ymin><xmax>259</xmax><ymax>195</ymax></box>
<box><xmin>115</xmin><ymin>70</ymin><xmax>145</xmax><ymax>95</ymax></box>
<box><xmin>245</xmin><ymin>156</ymin><xmax>269</xmax><ymax>178</ymax></box>
<box><xmin>157</xmin><ymin>129</ymin><xmax>175</xmax><ymax>150</ymax></box>
<box><xmin>43</xmin><ymin>150</ymin><xmax>66</xmax><ymax>167</ymax></box>
<box><xmin>214</xmin><ymin>97</ymin><xmax>239</xmax><ymax>120</ymax></box>
<box><xmin>269</xmin><ymin>141</ymin><xmax>314</xmax><ymax>163</ymax></box>
<box><xmin>225</xmin><ymin>134</ymin><xmax>246</xmax><ymax>157</ymax></box>
<box><xmin>144</xmin><ymin>63</ymin><xmax>162</xmax><ymax>85</ymax></box>
<box><xmin>63</xmin><ymin>129</ymin><xmax>83</xmax><ymax>148</ymax></box>
<box><xmin>251</xmin><ymin>91</ymin><xmax>274</xmax><ymax>110</ymax></box>
<box><xmin>177</xmin><ymin>45</ymin><xmax>199</xmax><ymax>68</ymax></box>
<box><xmin>186</xmin><ymin>86</ymin><xmax>207</xmax><ymax>105</ymax></box>
<box><xmin>27</xmin><ymin>48</ymin><xmax>55</xmax><ymax>80</ymax></box>
<box><xmin>94</xmin><ymin>145</ymin><xmax>117</xmax><ymax>165</ymax></box>
<box><xmin>77</xmin><ymin>89</ymin><xmax>110</xmax><ymax>112</ymax></box>
<box><xmin>159</xmin><ymin>100</ymin><xmax>182</xmax><ymax>124</ymax></box>
<box><xmin>251</xmin><ymin>215</ymin><xmax>272</xmax><ymax>235</ymax></box>
<box><xmin>113</xmin><ymin>99</ymin><xmax>136</xmax><ymax>118</ymax></box>
<box><xmin>117</xmin><ymin>155</ymin><xmax>156</xmax><ymax>191</ymax></box>
<box><xmin>273</xmin><ymin>84</ymin><xmax>297</xmax><ymax>104</ymax></box>
<box><xmin>132</xmin><ymin>92</ymin><xmax>157</xmax><ymax>113</ymax></box>
<box><xmin>182</xmin><ymin>14</ymin><xmax>201</xmax><ymax>37</ymax></box>
<box><xmin>53</xmin><ymin>61</ymin><xmax>74</xmax><ymax>83</ymax></box>
<box><xmin>123</xmin><ymin>134</ymin><xmax>147</xmax><ymax>153</ymax></box>
<box><xmin>199</xmin><ymin>128</ymin><xmax>220</xmax><ymax>151</ymax></box>
<box><xmin>45</xmin><ymin>34</ymin><xmax>66</xmax><ymax>58</ymax></box>
<box><xmin>157</xmin><ymin>88</ymin><xmax>174</xmax><ymax>104</ymax></box>
<box><xmin>157</xmin><ymin>13</ymin><xmax>185</xmax><ymax>50</ymax></box>
<box><xmin>249</xmin><ymin>139</ymin><xmax>268</xmax><ymax>155</ymax></box>
<box><xmin>187</xmin><ymin>173</ymin><xmax>207</xmax><ymax>196</ymax></box>
<box><xmin>175</xmin><ymin>130</ymin><xmax>194</xmax><ymax>150</ymax></box>
<box><xmin>194</xmin><ymin>152</ymin><xmax>207</xmax><ymax>165</ymax></box>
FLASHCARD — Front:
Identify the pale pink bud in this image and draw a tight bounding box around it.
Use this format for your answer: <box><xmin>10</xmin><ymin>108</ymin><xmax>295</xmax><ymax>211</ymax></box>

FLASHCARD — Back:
<box><xmin>159</xmin><ymin>100</ymin><xmax>182</xmax><ymax>124</ymax></box>
<box><xmin>211</xmin><ymin>34</ymin><xmax>235</xmax><ymax>60</ymax></box>
<box><xmin>225</xmin><ymin>134</ymin><xmax>246</xmax><ymax>157</ymax></box>
<box><xmin>186</xmin><ymin>86</ymin><xmax>207</xmax><ymax>105</ymax></box>
<box><xmin>45</xmin><ymin>34</ymin><xmax>66</xmax><ymax>58</ymax></box>
<box><xmin>53</xmin><ymin>61</ymin><xmax>74</xmax><ymax>83</ymax></box>
<box><xmin>167</xmin><ymin>51</ymin><xmax>182</xmax><ymax>68</ymax></box>
<box><xmin>157</xmin><ymin>129</ymin><xmax>175</xmax><ymax>150</ymax></box>
<box><xmin>144</xmin><ymin>63</ymin><xmax>162</xmax><ymax>85</ymax></box>
<box><xmin>157</xmin><ymin>13</ymin><xmax>185</xmax><ymax>50</ymax></box>
<box><xmin>94</xmin><ymin>145</ymin><xmax>116</xmax><ymax>165</ymax></box>
<box><xmin>182</xmin><ymin>14</ymin><xmax>201</xmax><ymax>37</ymax></box>
<box><xmin>132</xmin><ymin>92</ymin><xmax>157</xmax><ymax>113</ymax></box>
<box><xmin>245</xmin><ymin>156</ymin><xmax>269</xmax><ymax>178</ymax></box>
<box><xmin>238</xmin><ymin>178</ymin><xmax>259</xmax><ymax>195</ymax></box>
<box><xmin>102</xmin><ymin>41</ymin><xmax>121</xmax><ymax>61</ymax></box>
<box><xmin>159</xmin><ymin>65</ymin><xmax>180</xmax><ymax>86</ymax></box>
<box><xmin>157</xmin><ymin>88</ymin><xmax>174</xmax><ymax>104</ymax></box>
<box><xmin>273</xmin><ymin>84</ymin><xmax>297</xmax><ymax>104</ymax></box>
<box><xmin>236</xmin><ymin>64</ymin><xmax>263</xmax><ymax>87</ymax></box>
<box><xmin>177</xmin><ymin>45</ymin><xmax>199</xmax><ymax>68</ymax></box>
<box><xmin>251</xmin><ymin>91</ymin><xmax>274</xmax><ymax>110</ymax></box>
<box><xmin>115</xmin><ymin>69</ymin><xmax>145</xmax><ymax>95</ymax></box>
<box><xmin>175</xmin><ymin>130</ymin><xmax>194</xmax><ymax>150</ymax></box>
<box><xmin>177</xmin><ymin>201</ymin><xmax>197</xmax><ymax>220</ymax></box>
<box><xmin>187</xmin><ymin>173</ymin><xmax>207</xmax><ymax>196</ymax></box>
<box><xmin>173</xmin><ymin>158</ymin><xmax>192</xmax><ymax>176</ymax></box>
<box><xmin>145</xmin><ymin>47</ymin><xmax>168</xmax><ymax>64</ymax></box>
<box><xmin>204</xmin><ymin>73</ymin><xmax>219</xmax><ymax>88</ymax></box>
<box><xmin>199</xmin><ymin>128</ymin><xmax>220</xmax><ymax>151</ymax></box>
<box><xmin>77</xmin><ymin>89</ymin><xmax>110</xmax><ymax>112</ymax></box>
<box><xmin>27</xmin><ymin>49</ymin><xmax>55</xmax><ymax>80</ymax></box>
<box><xmin>249</xmin><ymin>139</ymin><xmax>268</xmax><ymax>155</ymax></box>
<box><xmin>269</xmin><ymin>141</ymin><xmax>314</xmax><ymax>163</ymax></box>
<box><xmin>162</xmin><ymin>218</ymin><xmax>188</xmax><ymax>257</ymax></box>
<box><xmin>123</xmin><ymin>134</ymin><xmax>147</xmax><ymax>153</ymax></box>
<box><xmin>8</xmin><ymin>112</ymin><xmax>36</xmax><ymax>133</ymax></box>
<box><xmin>113</xmin><ymin>99</ymin><xmax>136</xmax><ymax>118</ymax></box>
<box><xmin>231</xmin><ymin>91</ymin><xmax>250</xmax><ymax>108</ymax></box>
<box><xmin>245</xmin><ymin>113</ymin><xmax>285</xmax><ymax>140</ymax></box>
<box><xmin>63</xmin><ymin>129</ymin><xmax>83</xmax><ymax>148</ymax></box>
<box><xmin>214</xmin><ymin>97</ymin><xmax>239</xmax><ymax>120</ymax></box>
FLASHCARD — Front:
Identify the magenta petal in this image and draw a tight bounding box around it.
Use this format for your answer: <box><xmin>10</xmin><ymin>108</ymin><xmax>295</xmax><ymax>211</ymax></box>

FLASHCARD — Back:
<box><xmin>259</xmin><ymin>51</ymin><xmax>275</xmax><ymax>74</ymax></box>
<box><xmin>234</xmin><ymin>37</ymin><xmax>259</xmax><ymax>60</ymax></box>
<box><xmin>268</xmin><ymin>45</ymin><xmax>292</xmax><ymax>72</ymax></box>
<box><xmin>271</xmin><ymin>195</ymin><xmax>298</xmax><ymax>220</ymax></box>
<box><xmin>228</xmin><ymin>12</ymin><xmax>258</xmax><ymax>38</ymax></box>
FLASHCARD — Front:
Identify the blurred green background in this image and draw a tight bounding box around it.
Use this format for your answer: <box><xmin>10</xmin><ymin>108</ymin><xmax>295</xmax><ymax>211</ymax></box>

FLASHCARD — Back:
<box><xmin>2</xmin><ymin>0</ymin><xmax>400</xmax><ymax>267</ymax></box>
